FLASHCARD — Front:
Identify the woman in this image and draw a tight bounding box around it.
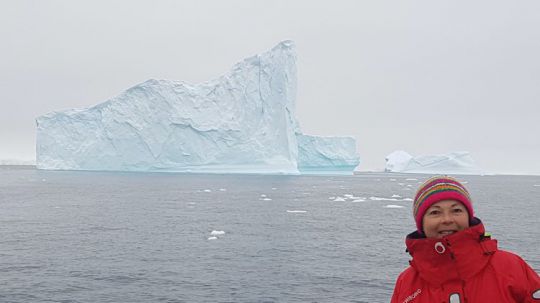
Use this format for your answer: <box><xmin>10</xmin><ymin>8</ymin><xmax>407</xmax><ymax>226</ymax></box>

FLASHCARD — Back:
<box><xmin>391</xmin><ymin>176</ymin><xmax>540</xmax><ymax>303</ymax></box>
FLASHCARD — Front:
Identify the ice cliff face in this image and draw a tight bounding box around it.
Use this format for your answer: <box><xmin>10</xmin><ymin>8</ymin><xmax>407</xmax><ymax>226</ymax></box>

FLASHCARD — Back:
<box><xmin>297</xmin><ymin>134</ymin><xmax>359</xmax><ymax>173</ymax></box>
<box><xmin>385</xmin><ymin>150</ymin><xmax>482</xmax><ymax>175</ymax></box>
<box><xmin>36</xmin><ymin>41</ymin><xmax>359</xmax><ymax>174</ymax></box>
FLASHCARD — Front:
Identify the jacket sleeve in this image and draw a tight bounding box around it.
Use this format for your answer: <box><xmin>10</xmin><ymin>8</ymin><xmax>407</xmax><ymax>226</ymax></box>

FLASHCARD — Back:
<box><xmin>519</xmin><ymin>259</ymin><xmax>540</xmax><ymax>303</ymax></box>
<box><xmin>391</xmin><ymin>270</ymin><xmax>406</xmax><ymax>303</ymax></box>
<box><xmin>507</xmin><ymin>254</ymin><xmax>540</xmax><ymax>302</ymax></box>
<box><xmin>390</xmin><ymin>274</ymin><xmax>402</xmax><ymax>303</ymax></box>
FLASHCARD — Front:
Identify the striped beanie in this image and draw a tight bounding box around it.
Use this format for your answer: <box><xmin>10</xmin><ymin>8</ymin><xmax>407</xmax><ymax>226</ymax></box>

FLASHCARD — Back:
<box><xmin>413</xmin><ymin>176</ymin><xmax>473</xmax><ymax>233</ymax></box>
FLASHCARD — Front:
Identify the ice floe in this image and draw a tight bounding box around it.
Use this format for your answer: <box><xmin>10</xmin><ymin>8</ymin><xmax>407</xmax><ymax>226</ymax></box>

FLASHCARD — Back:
<box><xmin>369</xmin><ymin>196</ymin><xmax>399</xmax><ymax>201</ymax></box>
<box><xmin>286</xmin><ymin>210</ymin><xmax>307</xmax><ymax>213</ymax></box>
<box><xmin>385</xmin><ymin>205</ymin><xmax>405</xmax><ymax>208</ymax></box>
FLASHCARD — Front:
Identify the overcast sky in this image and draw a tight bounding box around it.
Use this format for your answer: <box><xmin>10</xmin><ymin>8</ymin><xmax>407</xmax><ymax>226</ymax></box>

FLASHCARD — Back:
<box><xmin>1</xmin><ymin>1</ymin><xmax>539</xmax><ymax>174</ymax></box>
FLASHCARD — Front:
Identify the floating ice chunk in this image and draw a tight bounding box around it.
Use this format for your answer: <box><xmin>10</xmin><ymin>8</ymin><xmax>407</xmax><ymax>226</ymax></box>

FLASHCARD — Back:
<box><xmin>391</xmin><ymin>194</ymin><xmax>401</xmax><ymax>198</ymax></box>
<box><xmin>42</xmin><ymin>179</ymin><xmax>47</xmax><ymax>182</ymax></box>
<box><xmin>344</xmin><ymin>194</ymin><xmax>354</xmax><ymax>198</ymax></box>
<box><xmin>219</xmin><ymin>188</ymin><xmax>227</xmax><ymax>192</ymax></box>
<box><xmin>328</xmin><ymin>196</ymin><xmax>336</xmax><ymax>200</ymax></box>
<box><xmin>208</xmin><ymin>236</ymin><xmax>218</xmax><ymax>240</ymax></box>
<box><xmin>262</xmin><ymin>198</ymin><xmax>272</xmax><ymax>201</ymax></box>
<box><xmin>369</xmin><ymin>197</ymin><xmax>399</xmax><ymax>201</ymax></box>
<box><xmin>203</xmin><ymin>189</ymin><xmax>212</xmax><ymax>193</ymax></box>
<box><xmin>272</xmin><ymin>188</ymin><xmax>277</xmax><ymax>190</ymax></box>
<box><xmin>406</xmin><ymin>178</ymin><xmax>418</xmax><ymax>181</ymax></box>
<box><xmin>352</xmin><ymin>199</ymin><xmax>366</xmax><ymax>202</ymax></box>
<box><xmin>333</xmin><ymin>197</ymin><xmax>346</xmax><ymax>202</ymax></box>
<box><xmin>286</xmin><ymin>210</ymin><xmax>307</xmax><ymax>213</ymax></box>
<box><xmin>534</xmin><ymin>184</ymin><xmax>540</xmax><ymax>187</ymax></box>
<box><xmin>210</xmin><ymin>230</ymin><xmax>225</xmax><ymax>236</ymax></box>
<box><xmin>385</xmin><ymin>205</ymin><xmax>404</xmax><ymax>208</ymax></box>
<box><xmin>260</xmin><ymin>194</ymin><xmax>267</xmax><ymax>198</ymax></box>
<box><xmin>390</xmin><ymin>179</ymin><xmax>396</xmax><ymax>182</ymax></box>
<box><xmin>402</xmin><ymin>198</ymin><xmax>413</xmax><ymax>201</ymax></box>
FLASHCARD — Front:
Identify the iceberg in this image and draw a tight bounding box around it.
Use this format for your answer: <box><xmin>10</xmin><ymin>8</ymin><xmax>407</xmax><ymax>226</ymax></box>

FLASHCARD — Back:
<box><xmin>385</xmin><ymin>150</ymin><xmax>482</xmax><ymax>175</ymax></box>
<box><xmin>297</xmin><ymin>134</ymin><xmax>359</xmax><ymax>174</ymax></box>
<box><xmin>36</xmin><ymin>41</ymin><xmax>359</xmax><ymax>174</ymax></box>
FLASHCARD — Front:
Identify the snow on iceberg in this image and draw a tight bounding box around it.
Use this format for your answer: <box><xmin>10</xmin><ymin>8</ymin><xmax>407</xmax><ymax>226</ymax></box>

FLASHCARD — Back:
<box><xmin>385</xmin><ymin>150</ymin><xmax>482</xmax><ymax>175</ymax></box>
<box><xmin>36</xmin><ymin>41</ymin><xmax>359</xmax><ymax>174</ymax></box>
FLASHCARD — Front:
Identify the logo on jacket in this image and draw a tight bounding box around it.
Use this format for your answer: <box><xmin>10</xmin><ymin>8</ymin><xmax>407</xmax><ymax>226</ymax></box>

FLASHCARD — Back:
<box><xmin>402</xmin><ymin>288</ymin><xmax>421</xmax><ymax>303</ymax></box>
<box><xmin>532</xmin><ymin>289</ymin><xmax>540</xmax><ymax>300</ymax></box>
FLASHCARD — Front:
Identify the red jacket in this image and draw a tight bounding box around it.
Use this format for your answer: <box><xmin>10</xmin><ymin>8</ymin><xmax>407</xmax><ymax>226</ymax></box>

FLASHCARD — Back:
<box><xmin>391</xmin><ymin>219</ymin><xmax>540</xmax><ymax>303</ymax></box>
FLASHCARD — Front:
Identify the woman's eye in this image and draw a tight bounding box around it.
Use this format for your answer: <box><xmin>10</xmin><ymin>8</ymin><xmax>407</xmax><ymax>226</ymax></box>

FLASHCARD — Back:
<box><xmin>428</xmin><ymin>210</ymin><xmax>440</xmax><ymax>215</ymax></box>
<box><xmin>452</xmin><ymin>208</ymin><xmax>463</xmax><ymax>213</ymax></box>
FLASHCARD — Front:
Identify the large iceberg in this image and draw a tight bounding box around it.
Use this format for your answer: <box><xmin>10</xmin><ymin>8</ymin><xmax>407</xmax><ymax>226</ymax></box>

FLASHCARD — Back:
<box><xmin>36</xmin><ymin>41</ymin><xmax>359</xmax><ymax>174</ymax></box>
<box><xmin>385</xmin><ymin>150</ymin><xmax>482</xmax><ymax>175</ymax></box>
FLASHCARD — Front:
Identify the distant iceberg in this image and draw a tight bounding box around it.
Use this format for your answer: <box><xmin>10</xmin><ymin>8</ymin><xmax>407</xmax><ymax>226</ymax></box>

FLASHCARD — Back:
<box><xmin>36</xmin><ymin>41</ymin><xmax>359</xmax><ymax>174</ymax></box>
<box><xmin>385</xmin><ymin>150</ymin><xmax>482</xmax><ymax>175</ymax></box>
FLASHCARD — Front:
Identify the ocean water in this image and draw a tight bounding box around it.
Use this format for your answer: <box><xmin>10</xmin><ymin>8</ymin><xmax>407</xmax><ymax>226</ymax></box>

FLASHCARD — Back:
<box><xmin>1</xmin><ymin>166</ymin><xmax>539</xmax><ymax>303</ymax></box>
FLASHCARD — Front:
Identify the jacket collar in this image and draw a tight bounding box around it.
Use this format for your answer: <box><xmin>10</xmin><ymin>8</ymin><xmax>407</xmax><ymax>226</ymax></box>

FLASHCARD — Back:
<box><xmin>405</xmin><ymin>218</ymin><xmax>498</xmax><ymax>286</ymax></box>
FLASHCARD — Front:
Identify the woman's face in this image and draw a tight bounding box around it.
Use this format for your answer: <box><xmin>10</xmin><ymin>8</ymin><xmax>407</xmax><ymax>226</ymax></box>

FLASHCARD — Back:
<box><xmin>422</xmin><ymin>199</ymin><xmax>470</xmax><ymax>238</ymax></box>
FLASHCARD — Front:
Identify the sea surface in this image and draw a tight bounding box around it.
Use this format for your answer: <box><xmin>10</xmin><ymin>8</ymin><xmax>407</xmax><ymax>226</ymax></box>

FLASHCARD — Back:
<box><xmin>1</xmin><ymin>166</ymin><xmax>539</xmax><ymax>303</ymax></box>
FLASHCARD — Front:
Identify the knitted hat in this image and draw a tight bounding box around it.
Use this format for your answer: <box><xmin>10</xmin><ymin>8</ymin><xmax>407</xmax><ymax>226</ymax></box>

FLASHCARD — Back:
<box><xmin>413</xmin><ymin>176</ymin><xmax>474</xmax><ymax>233</ymax></box>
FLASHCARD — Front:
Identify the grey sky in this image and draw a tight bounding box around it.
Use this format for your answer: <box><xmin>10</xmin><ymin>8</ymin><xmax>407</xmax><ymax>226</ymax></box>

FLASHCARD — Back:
<box><xmin>1</xmin><ymin>1</ymin><xmax>540</xmax><ymax>174</ymax></box>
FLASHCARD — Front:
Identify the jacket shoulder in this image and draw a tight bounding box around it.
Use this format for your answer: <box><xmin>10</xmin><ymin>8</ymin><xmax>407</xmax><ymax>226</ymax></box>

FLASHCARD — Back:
<box><xmin>490</xmin><ymin>250</ymin><xmax>529</xmax><ymax>270</ymax></box>
<box><xmin>392</xmin><ymin>266</ymin><xmax>422</xmax><ymax>303</ymax></box>
<box><xmin>397</xmin><ymin>266</ymin><xmax>418</xmax><ymax>281</ymax></box>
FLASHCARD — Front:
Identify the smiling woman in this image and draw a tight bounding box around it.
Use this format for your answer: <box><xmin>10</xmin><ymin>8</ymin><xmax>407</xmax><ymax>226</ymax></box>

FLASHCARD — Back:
<box><xmin>391</xmin><ymin>176</ymin><xmax>540</xmax><ymax>303</ymax></box>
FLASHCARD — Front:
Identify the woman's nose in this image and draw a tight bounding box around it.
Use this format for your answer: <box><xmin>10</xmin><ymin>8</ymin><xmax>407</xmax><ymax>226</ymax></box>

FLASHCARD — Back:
<box><xmin>441</xmin><ymin>211</ymin><xmax>453</xmax><ymax>223</ymax></box>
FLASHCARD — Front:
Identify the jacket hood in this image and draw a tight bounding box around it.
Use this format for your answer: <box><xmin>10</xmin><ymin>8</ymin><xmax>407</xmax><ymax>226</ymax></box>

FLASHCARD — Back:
<box><xmin>405</xmin><ymin>217</ymin><xmax>498</xmax><ymax>286</ymax></box>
